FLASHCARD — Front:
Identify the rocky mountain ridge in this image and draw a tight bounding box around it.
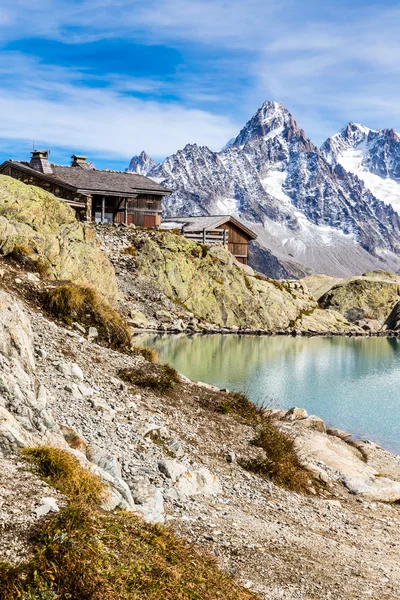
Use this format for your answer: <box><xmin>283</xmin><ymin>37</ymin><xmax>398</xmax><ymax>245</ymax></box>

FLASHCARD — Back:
<box><xmin>128</xmin><ymin>101</ymin><xmax>400</xmax><ymax>278</ymax></box>
<box><xmin>126</xmin><ymin>150</ymin><xmax>157</xmax><ymax>176</ymax></box>
<box><xmin>321</xmin><ymin>123</ymin><xmax>400</xmax><ymax>213</ymax></box>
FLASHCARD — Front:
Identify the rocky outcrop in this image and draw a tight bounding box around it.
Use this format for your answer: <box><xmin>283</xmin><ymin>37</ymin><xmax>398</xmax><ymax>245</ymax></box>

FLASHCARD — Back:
<box><xmin>318</xmin><ymin>272</ymin><xmax>400</xmax><ymax>323</ymax></box>
<box><xmin>275</xmin><ymin>407</ymin><xmax>400</xmax><ymax>502</ymax></box>
<box><xmin>126</xmin><ymin>151</ymin><xmax>158</xmax><ymax>176</ymax></box>
<box><xmin>130</xmin><ymin>230</ymin><xmax>358</xmax><ymax>332</ymax></box>
<box><xmin>0</xmin><ymin>176</ymin><xmax>118</xmax><ymax>301</ymax></box>
<box><xmin>0</xmin><ymin>287</ymin><xmax>136</xmax><ymax>513</ymax></box>
<box><xmin>321</xmin><ymin>123</ymin><xmax>400</xmax><ymax>213</ymax></box>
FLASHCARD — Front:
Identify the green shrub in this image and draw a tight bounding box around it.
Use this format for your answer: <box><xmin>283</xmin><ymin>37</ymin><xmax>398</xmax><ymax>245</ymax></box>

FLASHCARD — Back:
<box><xmin>44</xmin><ymin>283</ymin><xmax>131</xmax><ymax>351</ymax></box>
<box><xmin>119</xmin><ymin>363</ymin><xmax>180</xmax><ymax>393</ymax></box>
<box><xmin>239</xmin><ymin>422</ymin><xmax>311</xmax><ymax>493</ymax></box>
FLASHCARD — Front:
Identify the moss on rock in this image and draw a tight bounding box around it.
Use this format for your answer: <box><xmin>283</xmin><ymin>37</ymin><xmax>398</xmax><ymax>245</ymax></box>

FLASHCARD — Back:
<box><xmin>0</xmin><ymin>175</ymin><xmax>118</xmax><ymax>301</ymax></box>
<box><xmin>319</xmin><ymin>276</ymin><xmax>400</xmax><ymax>322</ymax></box>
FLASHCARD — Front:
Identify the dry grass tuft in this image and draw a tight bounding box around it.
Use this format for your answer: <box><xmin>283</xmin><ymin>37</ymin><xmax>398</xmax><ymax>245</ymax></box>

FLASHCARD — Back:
<box><xmin>203</xmin><ymin>391</ymin><xmax>312</xmax><ymax>493</ymax></box>
<box><xmin>122</xmin><ymin>245</ymin><xmax>137</xmax><ymax>256</ymax></box>
<box><xmin>44</xmin><ymin>283</ymin><xmax>131</xmax><ymax>351</ymax></box>
<box><xmin>119</xmin><ymin>363</ymin><xmax>180</xmax><ymax>393</ymax></box>
<box><xmin>215</xmin><ymin>392</ymin><xmax>265</xmax><ymax>422</ymax></box>
<box><xmin>7</xmin><ymin>243</ymin><xmax>50</xmax><ymax>277</ymax></box>
<box><xmin>239</xmin><ymin>422</ymin><xmax>312</xmax><ymax>493</ymax></box>
<box><xmin>131</xmin><ymin>345</ymin><xmax>159</xmax><ymax>363</ymax></box>
<box><xmin>22</xmin><ymin>446</ymin><xmax>105</xmax><ymax>505</ymax></box>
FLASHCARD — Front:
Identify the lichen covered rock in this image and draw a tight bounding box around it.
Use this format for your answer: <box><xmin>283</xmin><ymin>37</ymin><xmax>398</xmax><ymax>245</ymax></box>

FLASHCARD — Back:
<box><xmin>133</xmin><ymin>231</ymin><xmax>316</xmax><ymax>330</ymax></box>
<box><xmin>0</xmin><ymin>175</ymin><xmax>117</xmax><ymax>301</ymax></box>
<box><xmin>319</xmin><ymin>273</ymin><xmax>400</xmax><ymax>322</ymax></box>
<box><xmin>129</xmin><ymin>231</ymin><xmax>368</xmax><ymax>332</ymax></box>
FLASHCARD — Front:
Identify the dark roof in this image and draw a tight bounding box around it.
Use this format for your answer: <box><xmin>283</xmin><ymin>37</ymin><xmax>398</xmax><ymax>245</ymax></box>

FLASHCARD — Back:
<box><xmin>161</xmin><ymin>215</ymin><xmax>257</xmax><ymax>240</ymax></box>
<box><xmin>2</xmin><ymin>161</ymin><xmax>171</xmax><ymax>196</ymax></box>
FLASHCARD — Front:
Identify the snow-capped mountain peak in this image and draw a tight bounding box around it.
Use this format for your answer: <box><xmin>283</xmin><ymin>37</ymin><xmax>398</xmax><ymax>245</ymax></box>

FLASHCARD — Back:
<box><xmin>231</xmin><ymin>100</ymin><xmax>296</xmax><ymax>148</ymax></box>
<box><xmin>321</xmin><ymin>124</ymin><xmax>400</xmax><ymax>212</ymax></box>
<box><xmin>126</xmin><ymin>150</ymin><xmax>157</xmax><ymax>176</ymax></box>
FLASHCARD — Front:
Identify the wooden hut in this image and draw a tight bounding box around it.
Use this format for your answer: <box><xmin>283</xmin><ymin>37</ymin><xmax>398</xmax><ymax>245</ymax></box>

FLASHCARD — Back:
<box><xmin>0</xmin><ymin>151</ymin><xmax>171</xmax><ymax>226</ymax></box>
<box><xmin>161</xmin><ymin>215</ymin><xmax>257</xmax><ymax>264</ymax></box>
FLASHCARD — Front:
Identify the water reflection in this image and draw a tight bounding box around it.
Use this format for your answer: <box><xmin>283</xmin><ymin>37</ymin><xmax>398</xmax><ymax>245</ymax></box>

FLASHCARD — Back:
<box><xmin>135</xmin><ymin>333</ymin><xmax>400</xmax><ymax>453</ymax></box>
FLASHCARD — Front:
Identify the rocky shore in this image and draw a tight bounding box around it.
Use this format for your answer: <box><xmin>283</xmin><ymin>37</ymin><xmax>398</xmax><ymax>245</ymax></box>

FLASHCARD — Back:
<box><xmin>94</xmin><ymin>224</ymin><xmax>400</xmax><ymax>337</ymax></box>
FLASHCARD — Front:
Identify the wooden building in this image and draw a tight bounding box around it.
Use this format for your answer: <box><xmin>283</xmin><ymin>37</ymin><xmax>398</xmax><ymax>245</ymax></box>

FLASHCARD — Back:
<box><xmin>0</xmin><ymin>150</ymin><xmax>171</xmax><ymax>226</ymax></box>
<box><xmin>161</xmin><ymin>215</ymin><xmax>257</xmax><ymax>264</ymax></box>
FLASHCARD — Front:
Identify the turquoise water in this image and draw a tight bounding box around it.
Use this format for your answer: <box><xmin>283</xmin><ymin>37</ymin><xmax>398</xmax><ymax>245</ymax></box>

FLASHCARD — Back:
<box><xmin>135</xmin><ymin>333</ymin><xmax>400</xmax><ymax>454</ymax></box>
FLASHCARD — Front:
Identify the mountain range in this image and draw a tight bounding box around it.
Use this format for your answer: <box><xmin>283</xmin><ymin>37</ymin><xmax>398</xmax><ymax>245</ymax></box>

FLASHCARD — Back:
<box><xmin>126</xmin><ymin>101</ymin><xmax>400</xmax><ymax>278</ymax></box>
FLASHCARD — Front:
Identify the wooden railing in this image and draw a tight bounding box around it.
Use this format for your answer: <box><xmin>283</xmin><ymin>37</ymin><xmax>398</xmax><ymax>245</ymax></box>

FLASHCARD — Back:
<box><xmin>181</xmin><ymin>227</ymin><xmax>228</xmax><ymax>245</ymax></box>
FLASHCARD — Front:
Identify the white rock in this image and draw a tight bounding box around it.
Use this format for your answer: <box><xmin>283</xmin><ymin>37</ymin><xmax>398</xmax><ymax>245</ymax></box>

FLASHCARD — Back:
<box><xmin>70</xmin><ymin>363</ymin><xmax>84</xmax><ymax>381</ymax></box>
<box><xmin>158</xmin><ymin>460</ymin><xmax>221</xmax><ymax>497</ymax></box>
<box><xmin>72</xmin><ymin>322</ymin><xmax>86</xmax><ymax>334</ymax></box>
<box><xmin>296</xmin><ymin>430</ymin><xmax>376</xmax><ymax>478</ymax></box>
<box><xmin>78</xmin><ymin>384</ymin><xmax>95</xmax><ymax>397</ymax></box>
<box><xmin>86</xmin><ymin>444</ymin><xmax>122</xmax><ymax>479</ymax></box>
<box><xmin>175</xmin><ymin>467</ymin><xmax>222</xmax><ymax>497</ymax></box>
<box><xmin>284</xmin><ymin>407</ymin><xmax>308</xmax><ymax>421</ymax></box>
<box><xmin>88</xmin><ymin>326</ymin><xmax>98</xmax><ymax>340</ymax></box>
<box><xmin>57</xmin><ymin>361</ymin><xmax>84</xmax><ymax>381</ymax></box>
<box><xmin>158</xmin><ymin>459</ymin><xmax>188</xmax><ymax>481</ymax></box>
<box><xmin>294</xmin><ymin>415</ymin><xmax>326</xmax><ymax>433</ymax></box>
<box><xmin>65</xmin><ymin>383</ymin><xmax>83</xmax><ymax>400</ymax></box>
<box><xmin>343</xmin><ymin>476</ymin><xmax>400</xmax><ymax>502</ymax></box>
<box><xmin>129</xmin><ymin>480</ymin><xmax>165</xmax><ymax>524</ymax></box>
<box><xmin>34</xmin><ymin>497</ymin><xmax>59</xmax><ymax>517</ymax></box>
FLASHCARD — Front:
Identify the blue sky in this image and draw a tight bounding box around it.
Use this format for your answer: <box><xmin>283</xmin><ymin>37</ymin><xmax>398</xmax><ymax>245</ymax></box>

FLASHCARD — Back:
<box><xmin>0</xmin><ymin>0</ymin><xmax>400</xmax><ymax>170</ymax></box>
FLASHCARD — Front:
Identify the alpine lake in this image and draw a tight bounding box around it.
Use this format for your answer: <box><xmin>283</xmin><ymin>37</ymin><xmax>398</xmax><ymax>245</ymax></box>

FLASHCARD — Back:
<box><xmin>134</xmin><ymin>333</ymin><xmax>400</xmax><ymax>454</ymax></box>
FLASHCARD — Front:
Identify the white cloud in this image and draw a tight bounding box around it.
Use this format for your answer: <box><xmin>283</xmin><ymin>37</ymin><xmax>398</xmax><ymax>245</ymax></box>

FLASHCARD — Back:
<box><xmin>0</xmin><ymin>56</ymin><xmax>238</xmax><ymax>159</ymax></box>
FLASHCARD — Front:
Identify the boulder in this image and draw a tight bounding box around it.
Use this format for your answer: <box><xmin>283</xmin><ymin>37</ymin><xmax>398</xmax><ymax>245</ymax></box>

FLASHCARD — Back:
<box><xmin>284</xmin><ymin>407</ymin><xmax>308</xmax><ymax>421</ymax></box>
<box><xmin>343</xmin><ymin>476</ymin><xmax>400</xmax><ymax>502</ymax></box>
<box><xmin>128</xmin><ymin>479</ymin><xmax>165</xmax><ymax>524</ymax></box>
<box><xmin>158</xmin><ymin>459</ymin><xmax>187</xmax><ymax>481</ymax></box>
<box><xmin>34</xmin><ymin>497</ymin><xmax>60</xmax><ymax>517</ymax></box>
<box><xmin>155</xmin><ymin>309</ymin><xmax>174</xmax><ymax>323</ymax></box>
<box><xmin>319</xmin><ymin>275</ymin><xmax>400</xmax><ymax>322</ymax></box>
<box><xmin>295</xmin><ymin>430</ymin><xmax>377</xmax><ymax>479</ymax></box>
<box><xmin>57</xmin><ymin>362</ymin><xmax>84</xmax><ymax>382</ymax></box>
<box><xmin>385</xmin><ymin>301</ymin><xmax>400</xmax><ymax>330</ymax></box>
<box><xmin>294</xmin><ymin>415</ymin><xmax>326</xmax><ymax>433</ymax></box>
<box><xmin>86</xmin><ymin>444</ymin><xmax>122</xmax><ymax>480</ymax></box>
<box><xmin>59</xmin><ymin>424</ymin><xmax>87</xmax><ymax>453</ymax></box>
<box><xmin>0</xmin><ymin>175</ymin><xmax>118</xmax><ymax>302</ymax></box>
<box><xmin>175</xmin><ymin>467</ymin><xmax>222</xmax><ymax>497</ymax></box>
<box><xmin>158</xmin><ymin>459</ymin><xmax>221</xmax><ymax>497</ymax></box>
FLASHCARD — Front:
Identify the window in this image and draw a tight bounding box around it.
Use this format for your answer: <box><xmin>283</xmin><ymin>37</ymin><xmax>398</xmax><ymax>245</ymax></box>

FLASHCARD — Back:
<box><xmin>95</xmin><ymin>212</ymin><xmax>114</xmax><ymax>224</ymax></box>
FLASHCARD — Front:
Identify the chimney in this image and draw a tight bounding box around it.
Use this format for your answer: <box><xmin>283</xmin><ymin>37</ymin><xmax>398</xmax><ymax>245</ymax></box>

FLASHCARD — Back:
<box><xmin>71</xmin><ymin>154</ymin><xmax>88</xmax><ymax>168</ymax></box>
<box><xmin>30</xmin><ymin>150</ymin><xmax>53</xmax><ymax>174</ymax></box>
